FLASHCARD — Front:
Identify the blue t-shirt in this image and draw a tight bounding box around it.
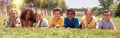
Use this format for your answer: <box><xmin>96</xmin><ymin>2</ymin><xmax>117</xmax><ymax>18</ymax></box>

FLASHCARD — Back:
<box><xmin>98</xmin><ymin>18</ymin><xmax>115</xmax><ymax>29</ymax></box>
<box><xmin>64</xmin><ymin>17</ymin><xmax>79</xmax><ymax>28</ymax></box>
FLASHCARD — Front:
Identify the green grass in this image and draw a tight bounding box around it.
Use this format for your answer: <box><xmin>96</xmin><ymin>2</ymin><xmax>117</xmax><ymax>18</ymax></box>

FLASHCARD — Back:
<box><xmin>0</xmin><ymin>16</ymin><xmax>120</xmax><ymax>38</ymax></box>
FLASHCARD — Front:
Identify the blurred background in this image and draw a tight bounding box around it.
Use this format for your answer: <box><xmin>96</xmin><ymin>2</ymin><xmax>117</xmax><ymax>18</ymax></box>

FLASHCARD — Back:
<box><xmin>0</xmin><ymin>0</ymin><xmax>120</xmax><ymax>17</ymax></box>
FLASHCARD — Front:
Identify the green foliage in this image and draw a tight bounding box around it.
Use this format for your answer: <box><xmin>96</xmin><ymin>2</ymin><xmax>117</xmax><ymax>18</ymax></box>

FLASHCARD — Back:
<box><xmin>93</xmin><ymin>7</ymin><xmax>102</xmax><ymax>16</ymax></box>
<box><xmin>109</xmin><ymin>4</ymin><xmax>118</xmax><ymax>17</ymax></box>
<box><xmin>25</xmin><ymin>0</ymin><xmax>66</xmax><ymax>10</ymax></box>
<box><xmin>94</xmin><ymin>0</ymin><xmax>118</xmax><ymax>17</ymax></box>
<box><xmin>115</xmin><ymin>3</ymin><xmax>120</xmax><ymax>17</ymax></box>
<box><xmin>99</xmin><ymin>0</ymin><xmax>114</xmax><ymax>9</ymax></box>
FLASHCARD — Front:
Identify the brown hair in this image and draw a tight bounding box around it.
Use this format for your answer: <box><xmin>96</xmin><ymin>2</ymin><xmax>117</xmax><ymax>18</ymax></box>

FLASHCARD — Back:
<box><xmin>66</xmin><ymin>9</ymin><xmax>75</xmax><ymax>16</ymax></box>
<box><xmin>20</xmin><ymin>9</ymin><xmax>35</xmax><ymax>21</ymax></box>
<box><xmin>53</xmin><ymin>8</ymin><xmax>62</xmax><ymax>16</ymax></box>
<box><xmin>102</xmin><ymin>9</ymin><xmax>111</xmax><ymax>15</ymax></box>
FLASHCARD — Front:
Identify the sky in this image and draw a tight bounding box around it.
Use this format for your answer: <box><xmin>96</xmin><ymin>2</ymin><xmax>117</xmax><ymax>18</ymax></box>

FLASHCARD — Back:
<box><xmin>65</xmin><ymin>0</ymin><xmax>100</xmax><ymax>8</ymax></box>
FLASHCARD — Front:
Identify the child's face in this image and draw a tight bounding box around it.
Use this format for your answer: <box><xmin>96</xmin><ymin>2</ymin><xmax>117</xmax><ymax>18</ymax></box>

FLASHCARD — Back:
<box><xmin>103</xmin><ymin>13</ymin><xmax>111</xmax><ymax>21</ymax></box>
<box><xmin>67</xmin><ymin>12</ymin><xmax>74</xmax><ymax>20</ymax></box>
<box><xmin>35</xmin><ymin>12</ymin><xmax>43</xmax><ymax>21</ymax></box>
<box><xmin>9</xmin><ymin>10</ymin><xmax>17</xmax><ymax>18</ymax></box>
<box><xmin>25</xmin><ymin>11</ymin><xmax>30</xmax><ymax>20</ymax></box>
<box><xmin>85</xmin><ymin>10</ymin><xmax>93</xmax><ymax>21</ymax></box>
<box><xmin>53</xmin><ymin>11</ymin><xmax>61</xmax><ymax>19</ymax></box>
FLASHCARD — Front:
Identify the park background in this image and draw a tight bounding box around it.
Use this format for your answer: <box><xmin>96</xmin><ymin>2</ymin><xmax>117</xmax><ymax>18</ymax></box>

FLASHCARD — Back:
<box><xmin>0</xmin><ymin>0</ymin><xmax>120</xmax><ymax>38</ymax></box>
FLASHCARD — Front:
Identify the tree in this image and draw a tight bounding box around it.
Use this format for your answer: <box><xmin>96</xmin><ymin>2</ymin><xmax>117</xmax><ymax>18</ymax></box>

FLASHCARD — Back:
<box><xmin>99</xmin><ymin>0</ymin><xmax>114</xmax><ymax>9</ymax></box>
<box><xmin>23</xmin><ymin>0</ymin><xmax>66</xmax><ymax>16</ymax></box>
<box><xmin>27</xmin><ymin>0</ymin><xmax>66</xmax><ymax>10</ymax></box>
<box><xmin>115</xmin><ymin>3</ymin><xmax>120</xmax><ymax>17</ymax></box>
<box><xmin>95</xmin><ymin>0</ymin><xmax>114</xmax><ymax>16</ymax></box>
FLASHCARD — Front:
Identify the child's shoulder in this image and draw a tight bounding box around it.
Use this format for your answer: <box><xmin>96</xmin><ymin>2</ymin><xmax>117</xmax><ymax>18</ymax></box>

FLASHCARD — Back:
<box><xmin>109</xmin><ymin>19</ymin><xmax>114</xmax><ymax>23</ymax></box>
<box><xmin>81</xmin><ymin>16</ymin><xmax>85</xmax><ymax>20</ymax></box>
<box><xmin>64</xmin><ymin>17</ymin><xmax>68</xmax><ymax>19</ymax></box>
<box><xmin>73</xmin><ymin>17</ymin><xmax>78</xmax><ymax>20</ymax></box>
<box><xmin>5</xmin><ymin>18</ymin><xmax>10</xmax><ymax>22</ymax></box>
<box><xmin>43</xmin><ymin>18</ymin><xmax>48</xmax><ymax>22</ymax></box>
<box><xmin>43</xmin><ymin>18</ymin><xmax>47</xmax><ymax>21</ymax></box>
<box><xmin>99</xmin><ymin>18</ymin><xmax>104</xmax><ymax>22</ymax></box>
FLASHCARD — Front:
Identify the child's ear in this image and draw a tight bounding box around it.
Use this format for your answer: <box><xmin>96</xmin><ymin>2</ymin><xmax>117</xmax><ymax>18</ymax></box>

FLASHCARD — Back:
<box><xmin>109</xmin><ymin>16</ymin><xmax>111</xmax><ymax>18</ymax></box>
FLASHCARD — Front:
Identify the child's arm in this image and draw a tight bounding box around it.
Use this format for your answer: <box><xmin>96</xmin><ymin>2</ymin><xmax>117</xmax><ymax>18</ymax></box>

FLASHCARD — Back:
<box><xmin>44</xmin><ymin>19</ymin><xmax>49</xmax><ymax>28</ymax></box>
<box><xmin>112</xmin><ymin>27</ymin><xmax>117</xmax><ymax>30</ymax></box>
<box><xmin>7</xmin><ymin>18</ymin><xmax>16</xmax><ymax>27</ymax></box>
<box><xmin>111</xmin><ymin>20</ymin><xmax>117</xmax><ymax>30</ymax></box>
<box><xmin>64</xmin><ymin>19</ymin><xmax>67</xmax><ymax>28</ymax></box>
<box><xmin>93</xmin><ymin>23</ymin><xmax>96</xmax><ymax>29</ymax></box>
<box><xmin>13</xmin><ymin>18</ymin><xmax>21</xmax><ymax>27</ymax></box>
<box><xmin>7</xmin><ymin>20</ymin><xmax>13</xmax><ymax>27</ymax></box>
<box><xmin>98</xmin><ymin>26</ymin><xmax>102</xmax><ymax>29</ymax></box>
<box><xmin>81</xmin><ymin>22</ymin><xmax>85</xmax><ymax>29</ymax></box>
<box><xmin>13</xmin><ymin>20</ymin><xmax>21</xmax><ymax>27</ymax></box>
<box><xmin>98</xmin><ymin>19</ymin><xmax>103</xmax><ymax>29</ymax></box>
<box><xmin>13</xmin><ymin>20</ymin><xmax>17</xmax><ymax>27</ymax></box>
<box><xmin>35</xmin><ymin>21</ymin><xmax>40</xmax><ymax>28</ymax></box>
<box><xmin>75</xmin><ymin>18</ymin><xmax>79</xmax><ymax>28</ymax></box>
<box><xmin>60</xmin><ymin>18</ymin><xmax>64</xmax><ymax>27</ymax></box>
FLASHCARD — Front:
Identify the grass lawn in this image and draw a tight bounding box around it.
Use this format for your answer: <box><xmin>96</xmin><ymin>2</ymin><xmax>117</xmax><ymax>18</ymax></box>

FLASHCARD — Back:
<box><xmin>0</xmin><ymin>16</ymin><xmax>120</xmax><ymax>38</ymax></box>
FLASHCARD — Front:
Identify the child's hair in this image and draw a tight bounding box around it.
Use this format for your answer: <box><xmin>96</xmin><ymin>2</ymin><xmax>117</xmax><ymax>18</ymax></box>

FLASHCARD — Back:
<box><xmin>53</xmin><ymin>8</ymin><xmax>62</xmax><ymax>16</ymax></box>
<box><xmin>66</xmin><ymin>9</ymin><xmax>75</xmax><ymax>16</ymax></box>
<box><xmin>84</xmin><ymin>8</ymin><xmax>93</xmax><ymax>14</ymax></box>
<box><xmin>35</xmin><ymin>10</ymin><xmax>44</xmax><ymax>17</ymax></box>
<box><xmin>20</xmin><ymin>9</ymin><xmax>35</xmax><ymax>21</ymax></box>
<box><xmin>8</xmin><ymin>8</ymin><xmax>18</xmax><ymax>14</ymax></box>
<box><xmin>8</xmin><ymin>8</ymin><xmax>18</xmax><ymax>18</ymax></box>
<box><xmin>102</xmin><ymin>9</ymin><xmax>111</xmax><ymax>16</ymax></box>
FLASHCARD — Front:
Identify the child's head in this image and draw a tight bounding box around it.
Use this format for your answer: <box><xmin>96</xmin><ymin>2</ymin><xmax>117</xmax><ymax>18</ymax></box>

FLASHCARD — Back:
<box><xmin>20</xmin><ymin>9</ymin><xmax>34</xmax><ymax>21</ymax></box>
<box><xmin>66</xmin><ymin>9</ymin><xmax>75</xmax><ymax>20</ymax></box>
<box><xmin>8</xmin><ymin>8</ymin><xmax>18</xmax><ymax>18</ymax></box>
<box><xmin>35</xmin><ymin>10</ymin><xmax>44</xmax><ymax>21</ymax></box>
<box><xmin>84</xmin><ymin>8</ymin><xmax>93</xmax><ymax>21</ymax></box>
<box><xmin>102</xmin><ymin>9</ymin><xmax>111</xmax><ymax>21</ymax></box>
<box><xmin>52</xmin><ymin>9</ymin><xmax>62</xmax><ymax>19</ymax></box>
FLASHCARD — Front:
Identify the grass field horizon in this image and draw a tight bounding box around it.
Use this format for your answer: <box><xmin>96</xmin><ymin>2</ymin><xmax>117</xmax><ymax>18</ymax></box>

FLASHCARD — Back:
<box><xmin>0</xmin><ymin>16</ymin><xmax>120</xmax><ymax>38</ymax></box>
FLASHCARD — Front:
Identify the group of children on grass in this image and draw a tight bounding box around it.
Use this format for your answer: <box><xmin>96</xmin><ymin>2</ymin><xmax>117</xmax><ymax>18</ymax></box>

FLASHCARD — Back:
<box><xmin>4</xmin><ymin>8</ymin><xmax>116</xmax><ymax>30</ymax></box>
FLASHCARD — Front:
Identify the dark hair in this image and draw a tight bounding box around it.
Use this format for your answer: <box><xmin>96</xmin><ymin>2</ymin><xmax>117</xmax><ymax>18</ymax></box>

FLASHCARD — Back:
<box><xmin>20</xmin><ymin>9</ymin><xmax>35</xmax><ymax>21</ymax></box>
<box><xmin>84</xmin><ymin>8</ymin><xmax>93</xmax><ymax>14</ymax></box>
<box><xmin>53</xmin><ymin>9</ymin><xmax>62</xmax><ymax>16</ymax></box>
<box><xmin>66</xmin><ymin>9</ymin><xmax>75</xmax><ymax>16</ymax></box>
<box><xmin>102</xmin><ymin>9</ymin><xmax>111</xmax><ymax>15</ymax></box>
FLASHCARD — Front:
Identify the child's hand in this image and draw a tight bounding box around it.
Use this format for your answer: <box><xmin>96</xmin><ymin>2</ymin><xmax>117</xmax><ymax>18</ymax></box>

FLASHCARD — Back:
<box><xmin>56</xmin><ymin>24</ymin><xmax>60</xmax><ymax>28</ymax></box>
<box><xmin>36</xmin><ymin>18</ymin><xmax>42</xmax><ymax>22</ymax></box>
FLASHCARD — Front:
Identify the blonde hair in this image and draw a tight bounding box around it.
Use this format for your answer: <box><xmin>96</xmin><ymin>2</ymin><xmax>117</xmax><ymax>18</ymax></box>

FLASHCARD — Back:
<box><xmin>84</xmin><ymin>8</ymin><xmax>93</xmax><ymax>14</ymax></box>
<box><xmin>35</xmin><ymin>10</ymin><xmax>44</xmax><ymax>17</ymax></box>
<box><xmin>8</xmin><ymin>8</ymin><xmax>18</xmax><ymax>17</ymax></box>
<box><xmin>9</xmin><ymin>8</ymin><xmax>18</xmax><ymax>14</ymax></box>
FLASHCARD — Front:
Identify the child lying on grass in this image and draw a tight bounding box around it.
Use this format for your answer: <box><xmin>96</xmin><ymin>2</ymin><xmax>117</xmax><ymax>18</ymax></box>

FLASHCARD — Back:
<box><xmin>33</xmin><ymin>10</ymin><xmax>49</xmax><ymax>28</ymax></box>
<box><xmin>98</xmin><ymin>9</ymin><xmax>116</xmax><ymax>30</ymax></box>
<box><xmin>4</xmin><ymin>8</ymin><xmax>21</xmax><ymax>27</ymax></box>
<box><xmin>50</xmin><ymin>8</ymin><xmax>64</xmax><ymax>28</ymax></box>
<box><xmin>64</xmin><ymin>9</ymin><xmax>80</xmax><ymax>28</ymax></box>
